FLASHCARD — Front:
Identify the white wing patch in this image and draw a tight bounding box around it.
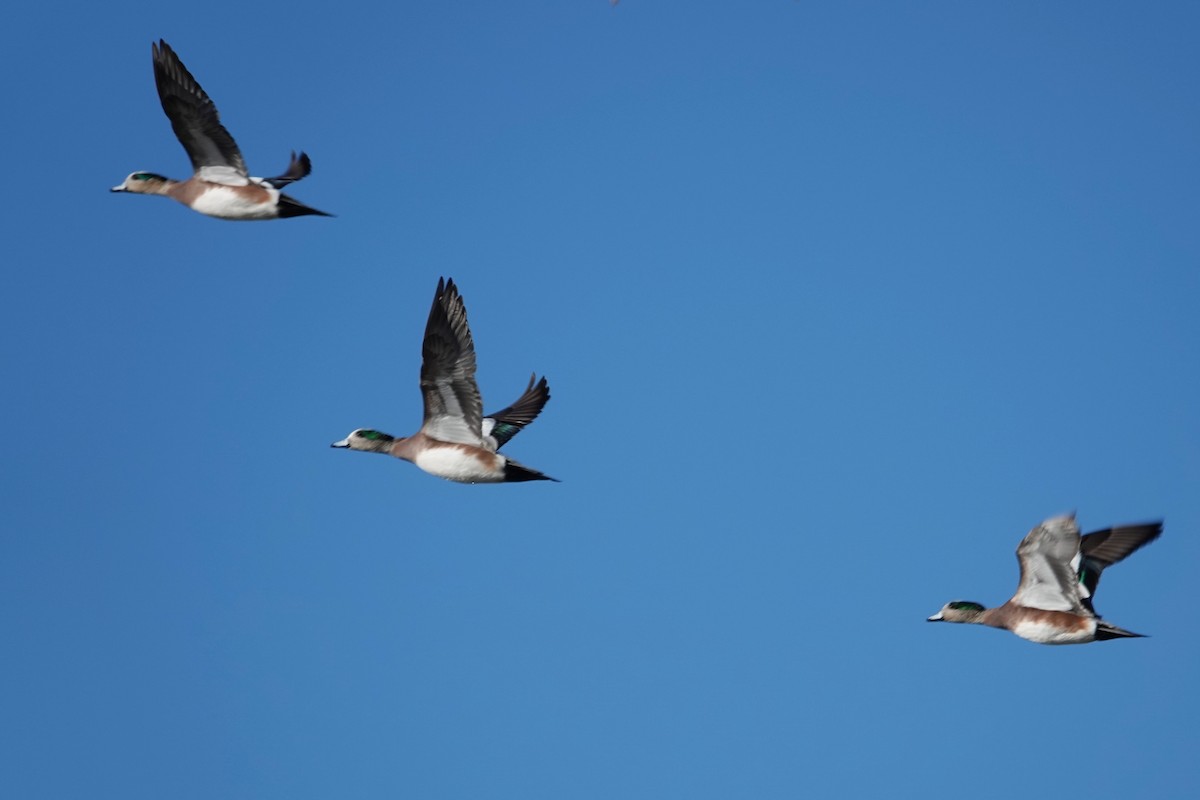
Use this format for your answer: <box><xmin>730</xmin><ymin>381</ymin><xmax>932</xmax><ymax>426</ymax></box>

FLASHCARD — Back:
<box><xmin>1012</xmin><ymin>552</ymin><xmax>1078</xmax><ymax>611</ymax></box>
<box><xmin>423</xmin><ymin>416</ymin><xmax>483</xmax><ymax>445</ymax></box>
<box><xmin>1070</xmin><ymin>550</ymin><xmax>1092</xmax><ymax>603</ymax></box>
<box><xmin>197</xmin><ymin>165</ymin><xmax>251</xmax><ymax>186</ymax></box>
<box><xmin>422</xmin><ymin>382</ymin><xmax>486</xmax><ymax>445</ymax></box>
<box><xmin>1012</xmin><ymin>516</ymin><xmax>1088</xmax><ymax>613</ymax></box>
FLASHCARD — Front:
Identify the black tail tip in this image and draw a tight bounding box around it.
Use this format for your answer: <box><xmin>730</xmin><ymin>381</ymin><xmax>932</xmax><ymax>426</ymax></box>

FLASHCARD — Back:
<box><xmin>276</xmin><ymin>194</ymin><xmax>333</xmax><ymax>218</ymax></box>
<box><xmin>1094</xmin><ymin>624</ymin><xmax>1147</xmax><ymax>641</ymax></box>
<box><xmin>503</xmin><ymin>460</ymin><xmax>559</xmax><ymax>483</ymax></box>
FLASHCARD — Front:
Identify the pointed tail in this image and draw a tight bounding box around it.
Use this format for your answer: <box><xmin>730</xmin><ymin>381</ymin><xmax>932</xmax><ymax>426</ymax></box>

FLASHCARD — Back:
<box><xmin>502</xmin><ymin>458</ymin><xmax>559</xmax><ymax>483</ymax></box>
<box><xmin>1094</xmin><ymin>621</ymin><xmax>1146</xmax><ymax>641</ymax></box>
<box><xmin>276</xmin><ymin>193</ymin><xmax>334</xmax><ymax>218</ymax></box>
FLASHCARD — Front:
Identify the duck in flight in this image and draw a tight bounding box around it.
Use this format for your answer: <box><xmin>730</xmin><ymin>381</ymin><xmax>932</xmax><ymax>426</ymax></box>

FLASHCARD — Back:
<box><xmin>927</xmin><ymin>513</ymin><xmax>1161</xmax><ymax>644</ymax></box>
<box><xmin>111</xmin><ymin>40</ymin><xmax>331</xmax><ymax>220</ymax></box>
<box><xmin>332</xmin><ymin>277</ymin><xmax>557</xmax><ymax>484</ymax></box>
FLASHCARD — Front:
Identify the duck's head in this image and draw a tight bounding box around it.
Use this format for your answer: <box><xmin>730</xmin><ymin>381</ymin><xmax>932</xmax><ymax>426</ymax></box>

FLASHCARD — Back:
<box><xmin>927</xmin><ymin>601</ymin><xmax>986</xmax><ymax>624</ymax></box>
<box><xmin>111</xmin><ymin>171</ymin><xmax>171</xmax><ymax>194</ymax></box>
<box><xmin>331</xmin><ymin>428</ymin><xmax>396</xmax><ymax>453</ymax></box>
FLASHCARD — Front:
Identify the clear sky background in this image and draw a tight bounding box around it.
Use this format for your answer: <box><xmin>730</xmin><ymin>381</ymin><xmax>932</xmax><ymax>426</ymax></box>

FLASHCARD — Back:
<box><xmin>2</xmin><ymin>2</ymin><xmax>1198</xmax><ymax>797</ymax></box>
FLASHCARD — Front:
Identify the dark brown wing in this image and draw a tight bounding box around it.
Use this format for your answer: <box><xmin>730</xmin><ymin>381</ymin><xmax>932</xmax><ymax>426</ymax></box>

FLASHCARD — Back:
<box><xmin>418</xmin><ymin>278</ymin><xmax>483</xmax><ymax>444</ymax></box>
<box><xmin>264</xmin><ymin>151</ymin><xmax>312</xmax><ymax>189</ymax></box>
<box><xmin>152</xmin><ymin>40</ymin><xmax>247</xmax><ymax>178</ymax></box>
<box><xmin>484</xmin><ymin>374</ymin><xmax>551</xmax><ymax>450</ymax></box>
<box><xmin>1078</xmin><ymin>522</ymin><xmax>1163</xmax><ymax>614</ymax></box>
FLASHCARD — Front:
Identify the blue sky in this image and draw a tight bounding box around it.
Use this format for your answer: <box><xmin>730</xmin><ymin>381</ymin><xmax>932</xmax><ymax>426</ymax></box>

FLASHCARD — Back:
<box><xmin>2</xmin><ymin>1</ymin><xmax>1198</xmax><ymax>797</ymax></box>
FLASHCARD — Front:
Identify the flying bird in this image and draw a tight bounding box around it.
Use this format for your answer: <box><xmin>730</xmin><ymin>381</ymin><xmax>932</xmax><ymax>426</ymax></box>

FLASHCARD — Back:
<box><xmin>332</xmin><ymin>277</ymin><xmax>557</xmax><ymax>484</ymax></box>
<box><xmin>111</xmin><ymin>40</ymin><xmax>331</xmax><ymax>220</ymax></box>
<box><xmin>927</xmin><ymin>513</ymin><xmax>1161</xmax><ymax>644</ymax></box>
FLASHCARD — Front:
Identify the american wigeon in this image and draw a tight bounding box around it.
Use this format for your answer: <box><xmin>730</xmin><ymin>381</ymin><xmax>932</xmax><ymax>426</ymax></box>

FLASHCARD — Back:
<box><xmin>928</xmin><ymin>513</ymin><xmax>1161</xmax><ymax>644</ymax></box>
<box><xmin>111</xmin><ymin>40</ymin><xmax>331</xmax><ymax>220</ymax></box>
<box><xmin>332</xmin><ymin>277</ymin><xmax>557</xmax><ymax>484</ymax></box>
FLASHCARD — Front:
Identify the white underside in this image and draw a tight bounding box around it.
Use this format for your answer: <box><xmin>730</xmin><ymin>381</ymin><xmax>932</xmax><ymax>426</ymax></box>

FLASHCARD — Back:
<box><xmin>1011</xmin><ymin>618</ymin><xmax>1096</xmax><ymax>645</ymax></box>
<box><xmin>414</xmin><ymin>447</ymin><xmax>504</xmax><ymax>483</ymax></box>
<box><xmin>189</xmin><ymin>182</ymin><xmax>279</xmax><ymax>219</ymax></box>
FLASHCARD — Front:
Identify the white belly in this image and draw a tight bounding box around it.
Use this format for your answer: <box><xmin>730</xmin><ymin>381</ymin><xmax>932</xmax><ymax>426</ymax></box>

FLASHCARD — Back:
<box><xmin>414</xmin><ymin>447</ymin><xmax>504</xmax><ymax>483</ymax></box>
<box><xmin>190</xmin><ymin>185</ymin><xmax>278</xmax><ymax>220</ymax></box>
<box><xmin>1011</xmin><ymin>618</ymin><xmax>1096</xmax><ymax>645</ymax></box>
